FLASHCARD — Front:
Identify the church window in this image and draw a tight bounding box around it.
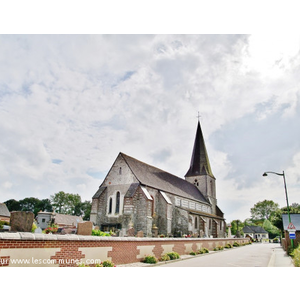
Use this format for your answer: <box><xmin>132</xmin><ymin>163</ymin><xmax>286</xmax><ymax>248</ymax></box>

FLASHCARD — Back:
<box><xmin>209</xmin><ymin>219</ymin><xmax>212</xmax><ymax>229</ymax></box>
<box><xmin>195</xmin><ymin>217</ymin><xmax>198</xmax><ymax>229</ymax></box>
<box><xmin>115</xmin><ymin>192</ymin><xmax>120</xmax><ymax>214</ymax></box>
<box><xmin>194</xmin><ymin>179</ymin><xmax>199</xmax><ymax>186</ymax></box>
<box><xmin>119</xmin><ymin>167</ymin><xmax>122</xmax><ymax>175</ymax></box>
<box><xmin>108</xmin><ymin>198</ymin><xmax>113</xmax><ymax>214</ymax></box>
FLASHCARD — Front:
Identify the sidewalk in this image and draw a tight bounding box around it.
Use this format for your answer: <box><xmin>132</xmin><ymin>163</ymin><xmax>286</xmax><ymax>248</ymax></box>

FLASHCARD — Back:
<box><xmin>117</xmin><ymin>244</ymin><xmax>295</xmax><ymax>267</ymax></box>
<box><xmin>267</xmin><ymin>244</ymin><xmax>294</xmax><ymax>267</ymax></box>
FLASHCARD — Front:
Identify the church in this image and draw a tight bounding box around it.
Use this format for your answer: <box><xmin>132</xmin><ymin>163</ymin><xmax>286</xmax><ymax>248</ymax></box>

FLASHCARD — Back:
<box><xmin>90</xmin><ymin>121</ymin><xmax>226</xmax><ymax>238</ymax></box>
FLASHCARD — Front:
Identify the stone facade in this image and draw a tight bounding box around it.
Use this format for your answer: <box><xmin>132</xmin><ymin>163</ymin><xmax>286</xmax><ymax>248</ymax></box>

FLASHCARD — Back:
<box><xmin>91</xmin><ymin>121</ymin><xmax>226</xmax><ymax>238</ymax></box>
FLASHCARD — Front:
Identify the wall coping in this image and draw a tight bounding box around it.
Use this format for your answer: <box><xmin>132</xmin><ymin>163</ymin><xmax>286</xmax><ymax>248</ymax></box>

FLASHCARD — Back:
<box><xmin>0</xmin><ymin>232</ymin><xmax>249</xmax><ymax>242</ymax></box>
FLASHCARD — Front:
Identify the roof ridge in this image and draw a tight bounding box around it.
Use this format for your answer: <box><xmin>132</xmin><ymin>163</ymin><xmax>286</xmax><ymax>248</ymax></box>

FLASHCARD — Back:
<box><xmin>120</xmin><ymin>152</ymin><xmax>188</xmax><ymax>182</ymax></box>
<box><xmin>120</xmin><ymin>152</ymin><xmax>208</xmax><ymax>203</ymax></box>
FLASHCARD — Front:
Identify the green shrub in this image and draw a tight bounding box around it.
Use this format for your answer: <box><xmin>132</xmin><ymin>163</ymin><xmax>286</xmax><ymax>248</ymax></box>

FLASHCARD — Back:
<box><xmin>166</xmin><ymin>252</ymin><xmax>180</xmax><ymax>260</ymax></box>
<box><xmin>101</xmin><ymin>260</ymin><xmax>115</xmax><ymax>267</ymax></box>
<box><xmin>233</xmin><ymin>241</ymin><xmax>240</xmax><ymax>247</ymax></box>
<box><xmin>197</xmin><ymin>247</ymin><xmax>209</xmax><ymax>254</ymax></box>
<box><xmin>190</xmin><ymin>251</ymin><xmax>197</xmax><ymax>255</ymax></box>
<box><xmin>143</xmin><ymin>255</ymin><xmax>157</xmax><ymax>264</ymax></box>
<box><xmin>77</xmin><ymin>262</ymin><xmax>89</xmax><ymax>267</ymax></box>
<box><xmin>225</xmin><ymin>243</ymin><xmax>233</xmax><ymax>248</ymax></box>
<box><xmin>92</xmin><ymin>229</ymin><xmax>111</xmax><ymax>236</ymax></box>
<box><xmin>77</xmin><ymin>260</ymin><xmax>114</xmax><ymax>267</ymax></box>
<box><xmin>288</xmin><ymin>245</ymin><xmax>295</xmax><ymax>257</ymax></box>
<box><xmin>160</xmin><ymin>254</ymin><xmax>170</xmax><ymax>261</ymax></box>
<box><xmin>292</xmin><ymin>245</ymin><xmax>300</xmax><ymax>267</ymax></box>
<box><xmin>31</xmin><ymin>222</ymin><xmax>37</xmax><ymax>233</ymax></box>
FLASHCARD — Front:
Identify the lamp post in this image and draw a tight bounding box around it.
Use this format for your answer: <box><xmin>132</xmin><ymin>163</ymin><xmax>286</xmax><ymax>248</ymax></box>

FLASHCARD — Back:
<box><xmin>262</xmin><ymin>171</ymin><xmax>293</xmax><ymax>247</ymax></box>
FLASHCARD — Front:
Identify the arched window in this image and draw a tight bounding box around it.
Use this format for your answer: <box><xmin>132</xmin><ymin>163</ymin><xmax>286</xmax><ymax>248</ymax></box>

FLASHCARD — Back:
<box><xmin>194</xmin><ymin>179</ymin><xmax>199</xmax><ymax>186</ymax></box>
<box><xmin>115</xmin><ymin>192</ymin><xmax>120</xmax><ymax>214</ymax></box>
<box><xmin>108</xmin><ymin>198</ymin><xmax>113</xmax><ymax>214</ymax></box>
<box><xmin>119</xmin><ymin>167</ymin><xmax>122</xmax><ymax>175</ymax></box>
<box><xmin>195</xmin><ymin>217</ymin><xmax>198</xmax><ymax>229</ymax></box>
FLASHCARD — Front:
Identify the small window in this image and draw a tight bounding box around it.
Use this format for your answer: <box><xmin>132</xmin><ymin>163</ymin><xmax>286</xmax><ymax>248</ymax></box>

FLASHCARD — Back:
<box><xmin>42</xmin><ymin>218</ymin><xmax>45</xmax><ymax>223</ymax></box>
<box><xmin>108</xmin><ymin>198</ymin><xmax>113</xmax><ymax>214</ymax></box>
<box><xmin>194</xmin><ymin>179</ymin><xmax>199</xmax><ymax>186</ymax></box>
<box><xmin>115</xmin><ymin>192</ymin><xmax>120</xmax><ymax>214</ymax></box>
<box><xmin>195</xmin><ymin>217</ymin><xmax>198</xmax><ymax>229</ymax></box>
<box><xmin>119</xmin><ymin>167</ymin><xmax>122</xmax><ymax>175</ymax></box>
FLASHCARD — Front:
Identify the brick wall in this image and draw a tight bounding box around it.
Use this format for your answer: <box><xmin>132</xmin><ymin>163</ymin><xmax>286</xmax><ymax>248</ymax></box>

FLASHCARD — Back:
<box><xmin>282</xmin><ymin>230</ymin><xmax>300</xmax><ymax>252</ymax></box>
<box><xmin>0</xmin><ymin>232</ymin><xmax>249</xmax><ymax>267</ymax></box>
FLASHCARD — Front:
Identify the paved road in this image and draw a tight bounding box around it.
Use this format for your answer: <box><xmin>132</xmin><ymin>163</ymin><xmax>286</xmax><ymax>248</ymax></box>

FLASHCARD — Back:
<box><xmin>156</xmin><ymin>243</ymin><xmax>293</xmax><ymax>267</ymax></box>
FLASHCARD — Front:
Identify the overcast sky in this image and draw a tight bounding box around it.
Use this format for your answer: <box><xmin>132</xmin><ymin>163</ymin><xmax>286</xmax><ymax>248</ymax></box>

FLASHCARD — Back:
<box><xmin>1</xmin><ymin>32</ymin><xmax>300</xmax><ymax>222</ymax></box>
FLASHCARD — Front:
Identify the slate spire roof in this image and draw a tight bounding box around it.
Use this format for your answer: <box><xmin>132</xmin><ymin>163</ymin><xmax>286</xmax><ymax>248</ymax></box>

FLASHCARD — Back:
<box><xmin>185</xmin><ymin>121</ymin><xmax>215</xmax><ymax>178</ymax></box>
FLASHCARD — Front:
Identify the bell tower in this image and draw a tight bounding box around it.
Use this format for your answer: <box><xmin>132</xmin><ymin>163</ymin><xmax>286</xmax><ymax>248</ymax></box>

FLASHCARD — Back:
<box><xmin>185</xmin><ymin>121</ymin><xmax>217</xmax><ymax>213</ymax></box>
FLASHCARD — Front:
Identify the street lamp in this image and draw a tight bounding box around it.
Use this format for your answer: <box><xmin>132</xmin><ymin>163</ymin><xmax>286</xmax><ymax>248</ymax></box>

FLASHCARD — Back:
<box><xmin>262</xmin><ymin>171</ymin><xmax>293</xmax><ymax>247</ymax></box>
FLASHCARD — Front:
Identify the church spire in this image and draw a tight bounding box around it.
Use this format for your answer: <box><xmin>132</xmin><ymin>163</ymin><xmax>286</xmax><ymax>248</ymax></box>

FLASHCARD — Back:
<box><xmin>185</xmin><ymin>120</ymin><xmax>215</xmax><ymax>178</ymax></box>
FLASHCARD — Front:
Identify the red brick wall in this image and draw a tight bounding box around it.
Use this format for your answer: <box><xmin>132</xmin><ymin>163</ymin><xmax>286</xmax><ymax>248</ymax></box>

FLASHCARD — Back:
<box><xmin>0</xmin><ymin>233</ymin><xmax>249</xmax><ymax>267</ymax></box>
<box><xmin>282</xmin><ymin>230</ymin><xmax>300</xmax><ymax>251</ymax></box>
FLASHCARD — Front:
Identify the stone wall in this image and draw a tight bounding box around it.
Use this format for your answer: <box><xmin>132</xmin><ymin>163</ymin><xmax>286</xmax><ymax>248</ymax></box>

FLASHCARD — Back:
<box><xmin>0</xmin><ymin>232</ymin><xmax>249</xmax><ymax>267</ymax></box>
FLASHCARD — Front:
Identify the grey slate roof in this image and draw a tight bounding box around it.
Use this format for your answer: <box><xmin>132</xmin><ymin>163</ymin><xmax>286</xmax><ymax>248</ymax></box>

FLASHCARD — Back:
<box><xmin>92</xmin><ymin>186</ymin><xmax>106</xmax><ymax>199</ymax></box>
<box><xmin>124</xmin><ymin>183</ymin><xmax>140</xmax><ymax>198</ymax></box>
<box><xmin>121</xmin><ymin>153</ymin><xmax>209</xmax><ymax>204</ymax></box>
<box><xmin>0</xmin><ymin>203</ymin><xmax>10</xmax><ymax>217</ymax></box>
<box><xmin>282</xmin><ymin>213</ymin><xmax>300</xmax><ymax>230</ymax></box>
<box><xmin>242</xmin><ymin>226</ymin><xmax>268</xmax><ymax>234</ymax></box>
<box><xmin>185</xmin><ymin>121</ymin><xmax>215</xmax><ymax>178</ymax></box>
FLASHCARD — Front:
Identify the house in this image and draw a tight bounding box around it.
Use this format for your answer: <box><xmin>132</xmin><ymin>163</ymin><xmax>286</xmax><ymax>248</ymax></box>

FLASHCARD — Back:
<box><xmin>0</xmin><ymin>203</ymin><xmax>10</xmax><ymax>223</ymax></box>
<box><xmin>36</xmin><ymin>211</ymin><xmax>83</xmax><ymax>230</ymax></box>
<box><xmin>282</xmin><ymin>213</ymin><xmax>300</xmax><ymax>248</ymax></box>
<box><xmin>242</xmin><ymin>226</ymin><xmax>269</xmax><ymax>241</ymax></box>
<box><xmin>90</xmin><ymin>121</ymin><xmax>226</xmax><ymax>237</ymax></box>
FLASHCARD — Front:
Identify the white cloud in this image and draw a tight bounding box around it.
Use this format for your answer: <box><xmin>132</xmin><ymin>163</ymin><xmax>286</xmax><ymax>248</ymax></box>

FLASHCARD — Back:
<box><xmin>1</xmin><ymin>34</ymin><xmax>300</xmax><ymax>222</ymax></box>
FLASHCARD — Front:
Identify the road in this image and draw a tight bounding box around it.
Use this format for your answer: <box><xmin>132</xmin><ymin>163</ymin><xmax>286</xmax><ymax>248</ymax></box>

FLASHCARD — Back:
<box><xmin>156</xmin><ymin>243</ymin><xmax>291</xmax><ymax>267</ymax></box>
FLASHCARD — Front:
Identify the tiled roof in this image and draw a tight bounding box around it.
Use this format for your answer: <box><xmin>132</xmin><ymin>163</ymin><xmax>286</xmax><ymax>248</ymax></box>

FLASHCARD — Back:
<box><xmin>242</xmin><ymin>226</ymin><xmax>268</xmax><ymax>234</ymax></box>
<box><xmin>121</xmin><ymin>153</ymin><xmax>209</xmax><ymax>204</ymax></box>
<box><xmin>282</xmin><ymin>213</ymin><xmax>300</xmax><ymax>230</ymax></box>
<box><xmin>54</xmin><ymin>213</ymin><xmax>83</xmax><ymax>226</ymax></box>
<box><xmin>0</xmin><ymin>203</ymin><xmax>10</xmax><ymax>217</ymax></box>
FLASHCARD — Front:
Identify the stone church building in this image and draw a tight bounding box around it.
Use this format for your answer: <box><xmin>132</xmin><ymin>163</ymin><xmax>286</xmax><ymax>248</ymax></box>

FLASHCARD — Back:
<box><xmin>90</xmin><ymin>121</ymin><xmax>226</xmax><ymax>238</ymax></box>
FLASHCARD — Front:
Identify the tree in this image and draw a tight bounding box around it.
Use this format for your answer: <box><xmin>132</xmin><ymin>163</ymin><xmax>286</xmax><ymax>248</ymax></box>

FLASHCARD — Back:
<box><xmin>4</xmin><ymin>199</ymin><xmax>21</xmax><ymax>212</ymax></box>
<box><xmin>37</xmin><ymin>199</ymin><xmax>53</xmax><ymax>213</ymax></box>
<box><xmin>270</xmin><ymin>203</ymin><xmax>300</xmax><ymax>235</ymax></box>
<box><xmin>4</xmin><ymin>197</ymin><xmax>52</xmax><ymax>216</ymax></box>
<box><xmin>250</xmin><ymin>200</ymin><xmax>279</xmax><ymax>220</ymax></box>
<box><xmin>262</xmin><ymin>219</ymin><xmax>281</xmax><ymax>239</ymax></box>
<box><xmin>19</xmin><ymin>197</ymin><xmax>41</xmax><ymax>215</ymax></box>
<box><xmin>230</xmin><ymin>219</ymin><xmax>244</xmax><ymax>236</ymax></box>
<box><xmin>50</xmin><ymin>191</ymin><xmax>82</xmax><ymax>216</ymax></box>
<box><xmin>81</xmin><ymin>200</ymin><xmax>92</xmax><ymax>220</ymax></box>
